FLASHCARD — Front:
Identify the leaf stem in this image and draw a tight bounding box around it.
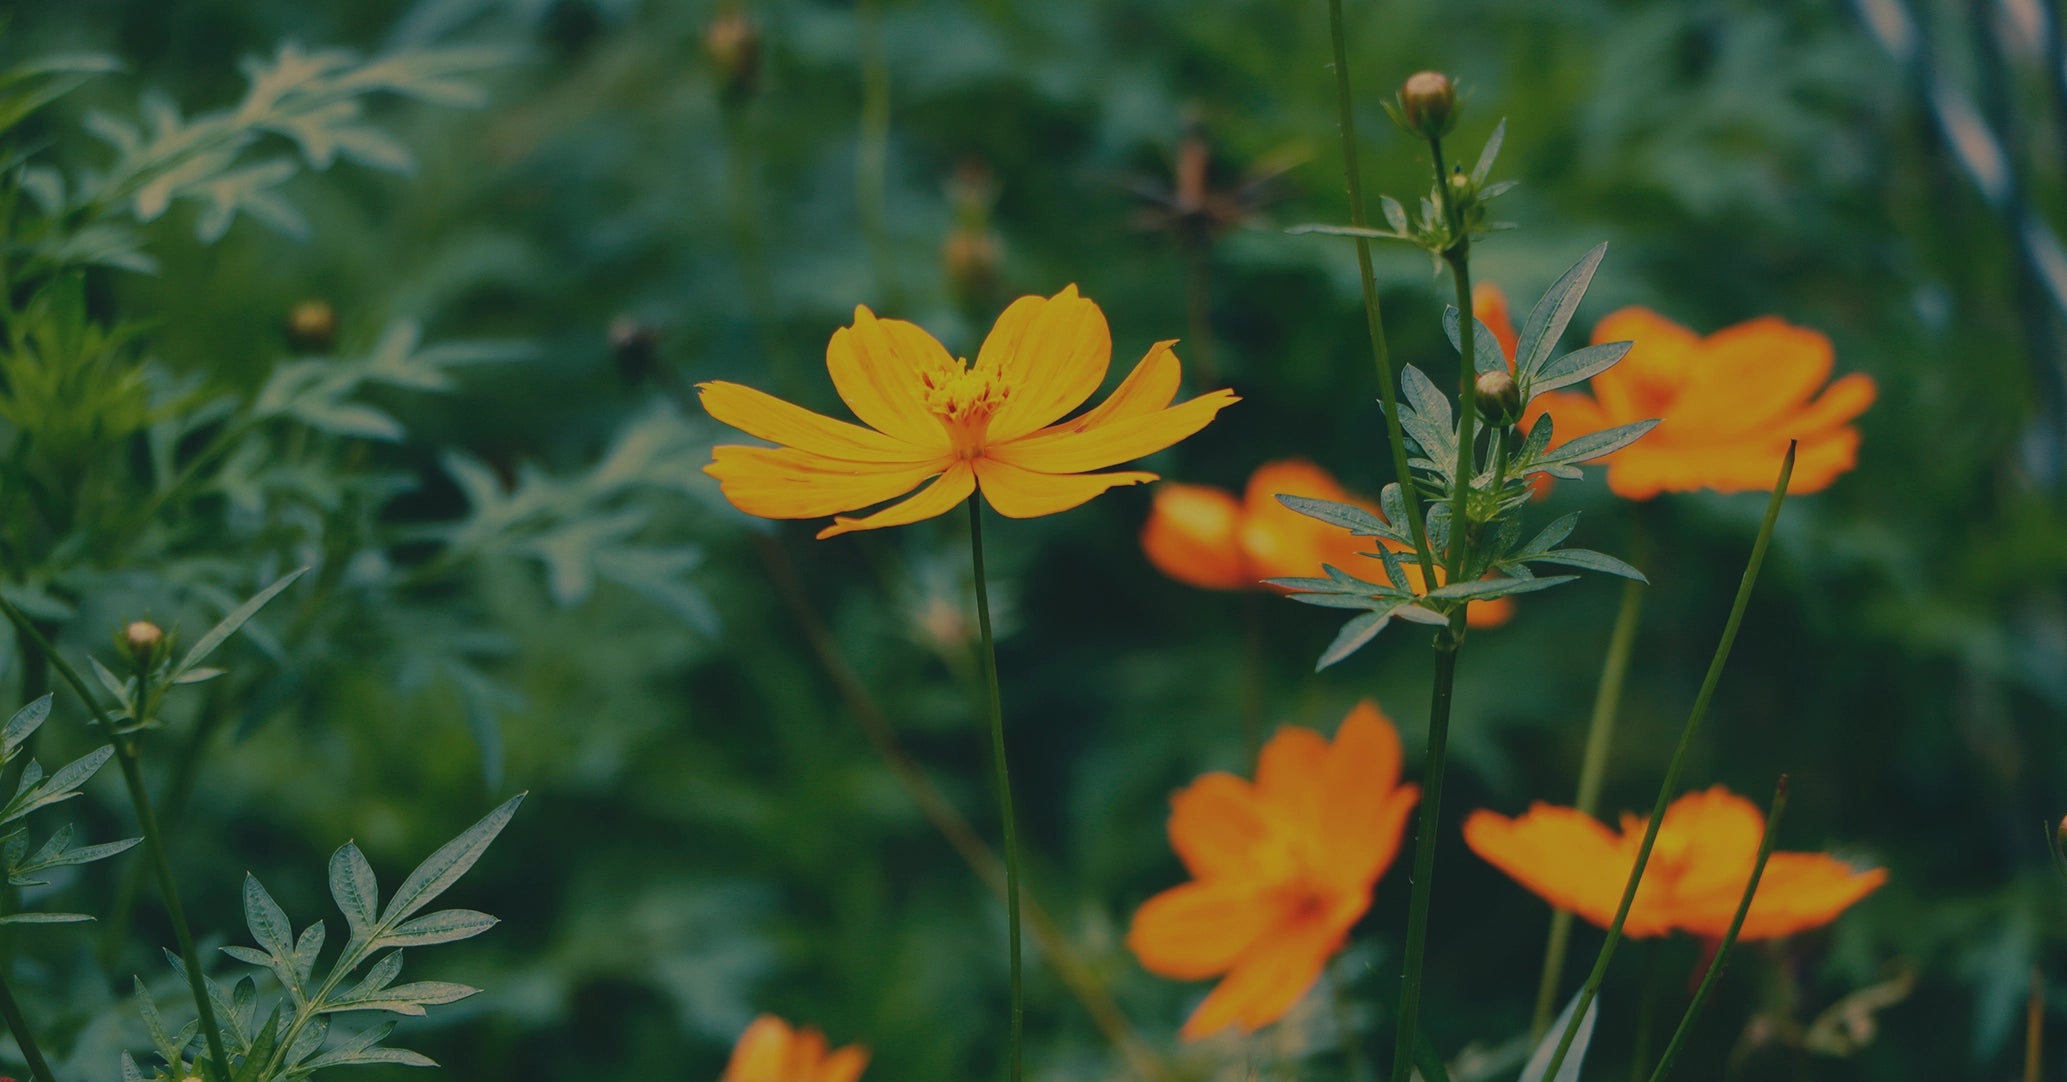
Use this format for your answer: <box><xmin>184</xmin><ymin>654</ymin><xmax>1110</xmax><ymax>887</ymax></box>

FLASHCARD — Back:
<box><xmin>1540</xmin><ymin>442</ymin><xmax>1797</xmax><ymax>1080</ymax></box>
<box><xmin>0</xmin><ymin>597</ymin><xmax>231</xmax><ymax>1082</ymax></box>
<box><xmin>1646</xmin><ymin>775</ymin><xmax>1789</xmax><ymax>1082</ymax></box>
<box><xmin>968</xmin><ymin>499</ymin><xmax>1023</xmax><ymax>1082</ymax></box>
<box><xmin>1387</xmin><ymin>618</ymin><xmax>1461</xmax><ymax>1082</ymax></box>
<box><xmin>1531</xmin><ymin>574</ymin><xmax>1646</xmax><ymax>1038</ymax></box>
<box><xmin>0</xmin><ymin>968</ymin><xmax>56</xmax><ymax>1082</ymax></box>
<box><xmin>1322</xmin><ymin>0</ymin><xmax>1437</xmax><ymax>581</ymax></box>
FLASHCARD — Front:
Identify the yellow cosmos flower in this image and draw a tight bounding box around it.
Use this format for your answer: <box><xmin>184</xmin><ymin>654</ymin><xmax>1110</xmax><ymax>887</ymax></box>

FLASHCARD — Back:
<box><xmin>700</xmin><ymin>286</ymin><xmax>1240</xmax><ymax>538</ymax></box>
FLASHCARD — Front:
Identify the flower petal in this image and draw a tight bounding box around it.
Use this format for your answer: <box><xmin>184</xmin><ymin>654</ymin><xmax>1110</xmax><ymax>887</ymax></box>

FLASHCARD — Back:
<box><xmin>971</xmin><ymin>458</ymin><xmax>1155</xmax><ymax>518</ymax></box>
<box><xmin>1128</xmin><ymin>880</ymin><xmax>1281</xmax><ymax>981</ymax></box>
<box><xmin>821</xmin><ymin>1046</ymin><xmax>871</xmax><ymax>1082</ymax></box>
<box><xmin>1179</xmin><ymin>908</ymin><xmax>1349</xmax><ymax>1040</ymax></box>
<box><xmin>1069</xmin><ymin>339</ymin><xmax>1183</xmax><ymax>429</ymax></box>
<box><xmin>1463</xmin><ymin>805</ymin><xmax>1674</xmax><ymax>938</ymax></box>
<box><xmin>706</xmin><ymin>446</ymin><xmax>946</xmax><ymax>519</ymax></box>
<box><xmin>1675</xmin><ymin>854</ymin><xmax>1887</xmax><ymax>941</ymax></box>
<box><xmin>1675</xmin><ymin>317</ymin><xmax>1835</xmax><ymax>437</ymax></box>
<box><xmin>699</xmin><ymin>381</ymin><xmax>937</xmax><ymax>462</ymax></box>
<box><xmin>722</xmin><ymin>1016</ymin><xmax>796</xmax><ymax>1082</ymax></box>
<box><xmin>1320</xmin><ymin>704</ymin><xmax>1420</xmax><ymax>890</ymax></box>
<box><xmin>1658</xmin><ymin>786</ymin><xmax>1768</xmax><ymax>901</ymax></box>
<box><xmin>1256</xmin><ymin>726</ymin><xmax>1329</xmax><ymax>864</ymax></box>
<box><xmin>817</xmin><ymin>462</ymin><xmax>976</xmax><ymax>538</ymax></box>
<box><xmin>827</xmin><ymin>308</ymin><xmax>956</xmax><ymax>452</ymax></box>
<box><xmin>1169</xmin><ymin>773</ymin><xmax>1278</xmax><ymax>881</ymax></box>
<box><xmin>990</xmin><ymin>388</ymin><xmax>1240</xmax><ymax>475</ymax></box>
<box><xmin>1473</xmin><ymin>282</ymin><xmax>1519</xmax><ymax>363</ymax></box>
<box><xmin>1142</xmin><ymin>482</ymin><xmax>1249</xmax><ymax>590</ymax></box>
<box><xmin>980</xmin><ymin>285</ymin><xmax>1113</xmax><ymax>441</ymax></box>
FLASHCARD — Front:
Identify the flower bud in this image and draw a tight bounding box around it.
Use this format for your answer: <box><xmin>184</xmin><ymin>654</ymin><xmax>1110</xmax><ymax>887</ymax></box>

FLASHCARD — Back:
<box><xmin>609</xmin><ymin>315</ymin><xmax>661</xmax><ymax>386</ymax></box>
<box><xmin>1400</xmin><ymin>71</ymin><xmax>1457</xmax><ymax>139</ymax></box>
<box><xmin>286</xmin><ymin>299</ymin><xmax>337</xmax><ymax>352</ymax></box>
<box><xmin>1474</xmin><ymin>368</ymin><xmax>1521</xmax><ymax>426</ymax></box>
<box><xmin>705</xmin><ymin>8</ymin><xmax>761</xmax><ymax>104</ymax></box>
<box><xmin>120</xmin><ymin>620</ymin><xmax>166</xmax><ymax>669</ymax></box>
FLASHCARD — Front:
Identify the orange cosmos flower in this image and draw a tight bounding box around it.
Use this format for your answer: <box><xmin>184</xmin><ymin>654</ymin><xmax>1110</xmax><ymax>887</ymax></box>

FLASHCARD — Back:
<box><xmin>1464</xmin><ymin>785</ymin><xmax>1886</xmax><ymax>941</ymax></box>
<box><xmin>1142</xmin><ymin>460</ymin><xmax>1513</xmax><ymax>627</ymax></box>
<box><xmin>720</xmin><ymin>1015</ymin><xmax>868</xmax><ymax>1082</ymax></box>
<box><xmin>1127</xmin><ymin>701</ymin><xmax>1420</xmax><ymax>1039</ymax></box>
<box><xmin>1522</xmin><ymin>308</ymin><xmax>1875</xmax><ymax>500</ymax></box>
<box><xmin>700</xmin><ymin>286</ymin><xmax>1239</xmax><ymax>538</ymax></box>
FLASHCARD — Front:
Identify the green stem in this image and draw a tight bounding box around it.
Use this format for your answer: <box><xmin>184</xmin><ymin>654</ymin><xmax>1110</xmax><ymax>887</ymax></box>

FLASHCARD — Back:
<box><xmin>968</xmin><ymin>499</ymin><xmax>1023</xmax><ymax>1082</ymax></box>
<box><xmin>1530</xmin><ymin>576</ymin><xmax>1646</xmax><ymax>1039</ymax></box>
<box><xmin>1541</xmin><ymin>443</ymin><xmax>1798</xmax><ymax>1080</ymax></box>
<box><xmin>1322</xmin><ymin>0</ymin><xmax>1436</xmax><ymax>581</ymax></box>
<box><xmin>1629</xmin><ymin>946</ymin><xmax>1663</xmax><ymax>1082</ymax></box>
<box><xmin>0</xmin><ymin>600</ymin><xmax>231</xmax><ymax>1082</ymax></box>
<box><xmin>1647</xmin><ymin>776</ymin><xmax>1789</xmax><ymax>1082</ymax></box>
<box><xmin>1439</xmin><ymin>240</ymin><xmax>1476</xmax><ymax>579</ymax></box>
<box><xmin>0</xmin><ymin>969</ymin><xmax>56</xmax><ymax>1082</ymax></box>
<box><xmin>1387</xmin><ymin>619</ymin><xmax>1462</xmax><ymax>1082</ymax></box>
<box><xmin>1328</xmin><ymin>957</ymin><xmax>1369</xmax><ymax>1082</ymax></box>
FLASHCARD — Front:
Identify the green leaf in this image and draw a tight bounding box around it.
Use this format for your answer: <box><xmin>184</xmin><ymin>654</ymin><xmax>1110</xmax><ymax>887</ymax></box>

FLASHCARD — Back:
<box><xmin>329</xmin><ymin>841</ymin><xmax>380</xmax><ymax>941</ymax></box>
<box><xmin>1515</xmin><ymin>243</ymin><xmax>1608</xmax><ymax>386</ymax></box>
<box><xmin>1</xmin><ymin>696</ymin><xmax>51</xmax><ymax>761</ymax></box>
<box><xmin>1442</xmin><ymin>305</ymin><xmax>1509</xmax><ymax>375</ymax></box>
<box><xmin>1515</xmin><ymin>513</ymin><xmax>1582</xmax><ymax>558</ymax></box>
<box><xmin>378</xmin><ymin>792</ymin><xmax>524</xmax><ymax>928</ymax></box>
<box><xmin>1527</xmin><ymin>549</ymin><xmax>1649</xmax><ymax>583</ymax></box>
<box><xmin>1471</xmin><ymin>118</ymin><xmax>1507</xmax><ymax>184</ymax></box>
<box><xmin>1423</xmin><ymin>575</ymin><xmax>1578</xmax><ymax>601</ymax></box>
<box><xmin>1522</xmin><ymin>992</ymin><xmax>1598</xmax><ymax>1082</ymax></box>
<box><xmin>172</xmin><ymin>567</ymin><xmax>310</xmax><ymax>681</ymax></box>
<box><xmin>1318</xmin><ymin>611</ymin><xmax>1389</xmax><ymax>670</ymax></box>
<box><xmin>1274</xmin><ymin>494</ymin><xmax>1396</xmax><ymax>539</ymax></box>
<box><xmin>1285</xmin><ymin>222</ymin><xmax>1407</xmax><ymax>241</ymax></box>
<box><xmin>1529</xmin><ymin>340</ymin><xmax>1631</xmax><ymax>396</ymax></box>
<box><xmin>379</xmin><ymin>908</ymin><xmax>498</xmax><ymax>948</ymax></box>
<box><xmin>1530</xmin><ymin>419</ymin><xmax>1659</xmax><ymax>472</ymax></box>
<box><xmin>0</xmin><ymin>911</ymin><xmax>93</xmax><ymax>924</ymax></box>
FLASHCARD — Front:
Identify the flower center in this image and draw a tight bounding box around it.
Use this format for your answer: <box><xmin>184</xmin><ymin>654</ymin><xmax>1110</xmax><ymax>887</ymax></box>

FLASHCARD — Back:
<box><xmin>918</xmin><ymin>354</ymin><xmax>1011</xmax><ymax>457</ymax></box>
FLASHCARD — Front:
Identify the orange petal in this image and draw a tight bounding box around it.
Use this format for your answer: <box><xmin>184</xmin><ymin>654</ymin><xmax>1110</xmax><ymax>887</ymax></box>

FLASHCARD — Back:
<box><xmin>821</xmin><ymin>1046</ymin><xmax>871</xmax><ymax>1082</ymax></box>
<box><xmin>1321</xmin><ymin>705</ymin><xmax>1417</xmax><ymax>887</ymax></box>
<box><xmin>1586</xmin><ymin>307</ymin><xmax>1698</xmax><ymax>426</ymax></box>
<box><xmin>971</xmin><ymin>458</ymin><xmax>1155</xmax><ymax>518</ymax></box>
<box><xmin>990</xmin><ymin>388</ymin><xmax>1240</xmax><ymax>475</ymax></box>
<box><xmin>827</xmin><ymin>308</ymin><xmax>956</xmax><ymax>452</ymax></box>
<box><xmin>1128</xmin><ymin>880</ymin><xmax>1281</xmax><ymax>980</ymax></box>
<box><xmin>1240</xmin><ymin>459</ymin><xmax>1353</xmax><ymax>517</ymax></box>
<box><xmin>1673</xmin><ymin>318</ymin><xmax>1835</xmax><ymax>438</ymax></box>
<box><xmin>1466</xmin><ymin>595</ymin><xmax>1515</xmax><ymax>628</ymax></box>
<box><xmin>705</xmin><ymin>446</ymin><xmax>946</xmax><ymax>520</ymax></box>
<box><xmin>1141</xmin><ymin>483</ymin><xmax>1248</xmax><ymax>590</ymax></box>
<box><xmin>817</xmin><ymin>462</ymin><xmax>976</xmax><ymax>538</ymax></box>
<box><xmin>1179</xmin><ymin>908</ymin><xmax>1351</xmax><ymax>1039</ymax></box>
<box><xmin>722</xmin><ymin>1016</ymin><xmax>797</xmax><ymax>1082</ymax></box>
<box><xmin>699</xmin><ymin>381</ymin><xmax>937</xmax><ymax>462</ymax></box>
<box><xmin>1463</xmin><ymin>805</ymin><xmax>1674</xmax><ymax>938</ymax></box>
<box><xmin>981</xmin><ymin>286</ymin><xmax>1113</xmax><ymax>442</ymax></box>
<box><xmin>1656</xmin><ymin>786</ymin><xmax>1768</xmax><ymax>902</ymax></box>
<box><xmin>1676</xmin><ymin>854</ymin><xmax>1887</xmax><ymax>941</ymax></box>
<box><xmin>1070</xmin><ymin>339</ymin><xmax>1184</xmax><ymax>429</ymax></box>
<box><xmin>1255</xmin><ymin>726</ymin><xmax>1329</xmax><ymax>861</ymax></box>
<box><xmin>1169</xmin><ymin>773</ymin><xmax>1279</xmax><ymax>881</ymax></box>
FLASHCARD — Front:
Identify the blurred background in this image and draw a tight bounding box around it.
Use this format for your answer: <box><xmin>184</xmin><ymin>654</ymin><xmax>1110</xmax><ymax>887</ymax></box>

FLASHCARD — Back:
<box><xmin>5</xmin><ymin>0</ymin><xmax>2067</xmax><ymax>1078</ymax></box>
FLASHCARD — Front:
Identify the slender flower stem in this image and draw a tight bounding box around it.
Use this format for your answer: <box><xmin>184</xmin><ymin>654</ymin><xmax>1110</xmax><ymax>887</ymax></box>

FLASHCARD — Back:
<box><xmin>1322</xmin><ymin>0</ymin><xmax>1436</xmax><ymax>581</ymax></box>
<box><xmin>0</xmin><ymin>599</ymin><xmax>231</xmax><ymax>1082</ymax></box>
<box><xmin>1436</xmin><ymin>244</ymin><xmax>1476</xmax><ymax>576</ymax></box>
<box><xmin>0</xmin><ymin>968</ymin><xmax>56</xmax><ymax>1082</ymax></box>
<box><xmin>1541</xmin><ymin>443</ymin><xmax>1798</xmax><ymax>1080</ymax></box>
<box><xmin>1387</xmin><ymin>619</ymin><xmax>1461</xmax><ymax>1082</ymax></box>
<box><xmin>967</xmin><ymin>499</ymin><xmax>1024</xmax><ymax>1082</ymax></box>
<box><xmin>1531</xmin><ymin>575</ymin><xmax>1646</xmax><ymax>1038</ymax></box>
<box><xmin>1328</xmin><ymin>957</ymin><xmax>1369</xmax><ymax>1082</ymax></box>
<box><xmin>1647</xmin><ymin>776</ymin><xmax>1789</xmax><ymax>1082</ymax></box>
<box><xmin>750</xmin><ymin>534</ymin><xmax>1170</xmax><ymax>1080</ymax></box>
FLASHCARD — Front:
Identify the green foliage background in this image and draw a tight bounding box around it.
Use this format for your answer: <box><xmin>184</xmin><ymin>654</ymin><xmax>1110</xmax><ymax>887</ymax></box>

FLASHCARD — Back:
<box><xmin>5</xmin><ymin>0</ymin><xmax>2066</xmax><ymax>1078</ymax></box>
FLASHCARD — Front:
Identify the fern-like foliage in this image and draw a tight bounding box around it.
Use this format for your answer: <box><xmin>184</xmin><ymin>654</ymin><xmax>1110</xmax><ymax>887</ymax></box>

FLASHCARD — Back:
<box><xmin>0</xmin><ymin>696</ymin><xmax>141</xmax><ymax>925</ymax></box>
<box><xmin>123</xmin><ymin>795</ymin><xmax>523</xmax><ymax>1082</ymax></box>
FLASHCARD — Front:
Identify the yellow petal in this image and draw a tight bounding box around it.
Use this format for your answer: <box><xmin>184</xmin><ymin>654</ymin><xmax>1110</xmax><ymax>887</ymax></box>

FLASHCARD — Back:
<box><xmin>821</xmin><ymin>1046</ymin><xmax>871</xmax><ymax>1082</ymax></box>
<box><xmin>826</xmin><ymin>308</ymin><xmax>955</xmax><ymax>452</ymax></box>
<box><xmin>817</xmin><ymin>462</ymin><xmax>976</xmax><ymax>538</ymax></box>
<box><xmin>980</xmin><ymin>285</ymin><xmax>1113</xmax><ymax>442</ymax></box>
<box><xmin>722</xmin><ymin>1016</ymin><xmax>796</xmax><ymax>1082</ymax></box>
<box><xmin>705</xmin><ymin>446</ymin><xmax>944</xmax><ymax>519</ymax></box>
<box><xmin>1676</xmin><ymin>854</ymin><xmax>1886</xmax><ymax>941</ymax></box>
<box><xmin>699</xmin><ymin>381</ymin><xmax>935</xmax><ymax>462</ymax></box>
<box><xmin>971</xmin><ymin>458</ymin><xmax>1155</xmax><ymax>518</ymax></box>
<box><xmin>990</xmin><ymin>388</ymin><xmax>1240</xmax><ymax>475</ymax></box>
<box><xmin>1070</xmin><ymin>339</ymin><xmax>1183</xmax><ymax>429</ymax></box>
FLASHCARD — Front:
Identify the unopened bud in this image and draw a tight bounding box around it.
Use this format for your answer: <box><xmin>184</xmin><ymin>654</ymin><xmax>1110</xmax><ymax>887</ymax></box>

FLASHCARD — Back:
<box><xmin>1474</xmin><ymin>369</ymin><xmax>1521</xmax><ymax>426</ymax></box>
<box><xmin>1400</xmin><ymin>71</ymin><xmax>1457</xmax><ymax>138</ymax></box>
<box><xmin>705</xmin><ymin>8</ymin><xmax>761</xmax><ymax>104</ymax></box>
<box><xmin>286</xmin><ymin>299</ymin><xmax>337</xmax><ymax>351</ymax></box>
<box><xmin>121</xmin><ymin>621</ymin><xmax>166</xmax><ymax>668</ymax></box>
<box><xmin>609</xmin><ymin>315</ymin><xmax>661</xmax><ymax>386</ymax></box>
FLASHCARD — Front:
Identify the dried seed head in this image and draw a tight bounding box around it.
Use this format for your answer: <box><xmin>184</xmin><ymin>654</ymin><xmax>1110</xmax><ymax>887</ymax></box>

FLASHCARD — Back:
<box><xmin>1474</xmin><ymin>368</ymin><xmax>1521</xmax><ymax>426</ymax></box>
<box><xmin>286</xmin><ymin>299</ymin><xmax>338</xmax><ymax>351</ymax></box>
<box><xmin>1401</xmin><ymin>71</ymin><xmax>1457</xmax><ymax>138</ymax></box>
<box><xmin>705</xmin><ymin>8</ymin><xmax>762</xmax><ymax>103</ymax></box>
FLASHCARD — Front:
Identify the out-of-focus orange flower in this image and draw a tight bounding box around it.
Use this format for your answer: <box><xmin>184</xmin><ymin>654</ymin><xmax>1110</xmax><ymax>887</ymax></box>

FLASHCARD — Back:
<box><xmin>1127</xmin><ymin>702</ymin><xmax>1420</xmax><ymax>1039</ymax></box>
<box><xmin>721</xmin><ymin>1015</ymin><xmax>869</xmax><ymax>1082</ymax></box>
<box><xmin>1464</xmin><ymin>785</ymin><xmax>1886</xmax><ymax>941</ymax></box>
<box><xmin>1141</xmin><ymin>460</ymin><xmax>1513</xmax><ymax>627</ymax></box>
<box><xmin>1523</xmin><ymin>308</ymin><xmax>1875</xmax><ymax>500</ymax></box>
<box><xmin>700</xmin><ymin>286</ymin><xmax>1239</xmax><ymax>538</ymax></box>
